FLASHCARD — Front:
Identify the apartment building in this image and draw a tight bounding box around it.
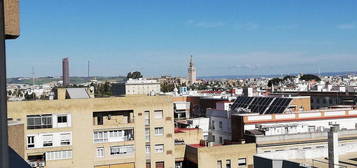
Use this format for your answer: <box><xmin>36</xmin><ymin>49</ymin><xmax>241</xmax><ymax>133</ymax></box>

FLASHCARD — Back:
<box><xmin>230</xmin><ymin>108</ymin><xmax>357</xmax><ymax>164</ymax></box>
<box><xmin>207</xmin><ymin>96</ymin><xmax>310</xmax><ymax>145</ymax></box>
<box><xmin>112</xmin><ymin>79</ymin><xmax>161</xmax><ymax>96</ymax></box>
<box><xmin>7</xmin><ymin>95</ymin><xmax>175</xmax><ymax>168</ymax></box>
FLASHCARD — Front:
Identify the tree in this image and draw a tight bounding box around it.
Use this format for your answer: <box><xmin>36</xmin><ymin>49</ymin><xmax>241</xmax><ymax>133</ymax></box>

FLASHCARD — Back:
<box><xmin>127</xmin><ymin>71</ymin><xmax>143</xmax><ymax>79</ymax></box>
<box><xmin>7</xmin><ymin>90</ymin><xmax>12</xmax><ymax>96</ymax></box>
<box><xmin>300</xmin><ymin>74</ymin><xmax>321</xmax><ymax>82</ymax></box>
<box><xmin>268</xmin><ymin>78</ymin><xmax>283</xmax><ymax>87</ymax></box>
<box><xmin>161</xmin><ymin>83</ymin><xmax>175</xmax><ymax>93</ymax></box>
<box><xmin>283</xmin><ymin>75</ymin><xmax>296</xmax><ymax>81</ymax></box>
<box><xmin>24</xmin><ymin>92</ymin><xmax>36</xmax><ymax>100</ymax></box>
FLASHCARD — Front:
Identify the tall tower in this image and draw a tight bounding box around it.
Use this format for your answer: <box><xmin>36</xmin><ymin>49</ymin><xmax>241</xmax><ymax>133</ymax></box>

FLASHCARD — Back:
<box><xmin>187</xmin><ymin>55</ymin><xmax>197</xmax><ymax>84</ymax></box>
<box><xmin>62</xmin><ymin>57</ymin><xmax>70</xmax><ymax>86</ymax></box>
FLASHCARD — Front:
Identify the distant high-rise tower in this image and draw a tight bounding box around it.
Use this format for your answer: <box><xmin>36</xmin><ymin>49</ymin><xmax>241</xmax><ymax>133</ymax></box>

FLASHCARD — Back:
<box><xmin>62</xmin><ymin>57</ymin><xmax>70</xmax><ymax>86</ymax></box>
<box><xmin>187</xmin><ymin>55</ymin><xmax>197</xmax><ymax>84</ymax></box>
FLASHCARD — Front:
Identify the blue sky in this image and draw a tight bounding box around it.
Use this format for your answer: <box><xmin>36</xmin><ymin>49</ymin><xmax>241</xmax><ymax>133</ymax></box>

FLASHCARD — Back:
<box><xmin>6</xmin><ymin>0</ymin><xmax>357</xmax><ymax>77</ymax></box>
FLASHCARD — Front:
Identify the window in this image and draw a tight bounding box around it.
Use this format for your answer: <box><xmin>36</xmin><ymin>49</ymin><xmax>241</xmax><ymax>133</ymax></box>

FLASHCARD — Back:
<box><xmin>217</xmin><ymin>160</ymin><xmax>222</xmax><ymax>168</ymax></box>
<box><xmin>154</xmin><ymin>144</ymin><xmax>164</xmax><ymax>153</ymax></box>
<box><xmin>226</xmin><ymin>160</ymin><xmax>231</xmax><ymax>168</ymax></box>
<box><xmin>27</xmin><ymin>136</ymin><xmax>35</xmax><ymax>148</ymax></box>
<box><xmin>219</xmin><ymin>121</ymin><xmax>223</xmax><ymax>129</ymax></box>
<box><xmin>96</xmin><ymin>147</ymin><xmax>104</xmax><ymax>158</ymax></box>
<box><xmin>155</xmin><ymin>127</ymin><xmax>164</xmax><ymax>136</ymax></box>
<box><xmin>238</xmin><ymin>158</ymin><xmax>246</xmax><ymax>167</ymax></box>
<box><xmin>60</xmin><ymin>133</ymin><xmax>71</xmax><ymax>145</ymax></box>
<box><xmin>110</xmin><ymin>145</ymin><xmax>134</xmax><ymax>156</ymax></box>
<box><xmin>144</xmin><ymin>111</ymin><xmax>150</xmax><ymax>125</ymax></box>
<box><xmin>211</xmin><ymin>120</ymin><xmax>215</xmax><ymax>130</ymax></box>
<box><xmin>212</xmin><ymin>135</ymin><xmax>215</xmax><ymax>142</ymax></box>
<box><xmin>27</xmin><ymin>114</ymin><xmax>53</xmax><ymax>129</ymax></box>
<box><xmin>94</xmin><ymin>131</ymin><xmax>108</xmax><ymax>143</ymax></box>
<box><xmin>154</xmin><ymin>110</ymin><xmax>163</xmax><ymax>119</ymax></box>
<box><xmin>146</xmin><ymin>145</ymin><xmax>150</xmax><ymax>154</ymax></box>
<box><xmin>41</xmin><ymin>115</ymin><xmax>52</xmax><ymax>128</ymax></box>
<box><xmin>219</xmin><ymin>137</ymin><xmax>223</xmax><ymax>144</ymax></box>
<box><xmin>109</xmin><ymin>130</ymin><xmax>122</xmax><ymax>138</ymax></box>
<box><xmin>43</xmin><ymin>135</ymin><xmax>53</xmax><ymax>147</ymax></box>
<box><xmin>97</xmin><ymin>115</ymin><xmax>103</xmax><ymax>125</ymax></box>
<box><xmin>145</xmin><ymin>128</ymin><xmax>150</xmax><ymax>142</ymax></box>
<box><xmin>57</xmin><ymin>115</ymin><xmax>67</xmax><ymax>123</ymax></box>
<box><xmin>155</xmin><ymin>161</ymin><xmax>164</xmax><ymax>168</ymax></box>
<box><xmin>46</xmin><ymin>150</ymin><xmax>72</xmax><ymax>160</ymax></box>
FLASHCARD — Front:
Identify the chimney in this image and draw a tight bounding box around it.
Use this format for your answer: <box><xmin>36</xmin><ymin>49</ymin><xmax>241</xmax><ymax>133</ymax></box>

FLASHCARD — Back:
<box><xmin>328</xmin><ymin>125</ymin><xmax>339</xmax><ymax>168</ymax></box>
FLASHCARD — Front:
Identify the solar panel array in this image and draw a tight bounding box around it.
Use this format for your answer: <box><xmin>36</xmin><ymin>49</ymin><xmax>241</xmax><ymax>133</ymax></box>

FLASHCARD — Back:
<box><xmin>231</xmin><ymin>96</ymin><xmax>292</xmax><ymax>114</ymax></box>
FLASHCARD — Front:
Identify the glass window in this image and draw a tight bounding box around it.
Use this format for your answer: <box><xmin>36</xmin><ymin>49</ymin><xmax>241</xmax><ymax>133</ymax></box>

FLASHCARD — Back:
<box><xmin>144</xmin><ymin>111</ymin><xmax>150</xmax><ymax>125</ymax></box>
<box><xmin>43</xmin><ymin>135</ymin><xmax>53</xmax><ymax>147</ymax></box>
<box><xmin>110</xmin><ymin>145</ymin><xmax>134</xmax><ymax>156</ymax></box>
<box><xmin>60</xmin><ymin>133</ymin><xmax>71</xmax><ymax>145</ymax></box>
<box><xmin>145</xmin><ymin>128</ymin><xmax>150</xmax><ymax>142</ymax></box>
<box><xmin>46</xmin><ymin>150</ymin><xmax>72</xmax><ymax>160</ymax></box>
<box><xmin>154</xmin><ymin>110</ymin><xmax>163</xmax><ymax>119</ymax></box>
<box><xmin>96</xmin><ymin>147</ymin><xmax>104</xmax><ymax>158</ymax></box>
<box><xmin>238</xmin><ymin>158</ymin><xmax>246</xmax><ymax>167</ymax></box>
<box><xmin>219</xmin><ymin>121</ymin><xmax>223</xmax><ymax>129</ymax></box>
<box><xmin>94</xmin><ymin>131</ymin><xmax>108</xmax><ymax>143</ymax></box>
<box><xmin>155</xmin><ymin>127</ymin><xmax>164</xmax><ymax>136</ymax></box>
<box><xmin>57</xmin><ymin>115</ymin><xmax>67</xmax><ymax>123</ymax></box>
<box><xmin>154</xmin><ymin>144</ymin><xmax>164</xmax><ymax>153</ymax></box>
<box><xmin>217</xmin><ymin>160</ymin><xmax>222</xmax><ymax>168</ymax></box>
<box><xmin>146</xmin><ymin>145</ymin><xmax>150</xmax><ymax>154</ymax></box>
<box><xmin>27</xmin><ymin>136</ymin><xmax>35</xmax><ymax>148</ymax></box>
<box><xmin>226</xmin><ymin>160</ymin><xmax>231</xmax><ymax>168</ymax></box>
<box><xmin>219</xmin><ymin>137</ymin><xmax>223</xmax><ymax>144</ymax></box>
<box><xmin>27</xmin><ymin>114</ymin><xmax>52</xmax><ymax>129</ymax></box>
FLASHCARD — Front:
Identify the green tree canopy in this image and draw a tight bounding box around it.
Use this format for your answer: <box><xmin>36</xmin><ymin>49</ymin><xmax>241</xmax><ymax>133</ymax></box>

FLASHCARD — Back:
<box><xmin>268</xmin><ymin>78</ymin><xmax>283</xmax><ymax>87</ymax></box>
<box><xmin>300</xmin><ymin>74</ymin><xmax>321</xmax><ymax>82</ymax></box>
<box><xmin>127</xmin><ymin>71</ymin><xmax>143</xmax><ymax>79</ymax></box>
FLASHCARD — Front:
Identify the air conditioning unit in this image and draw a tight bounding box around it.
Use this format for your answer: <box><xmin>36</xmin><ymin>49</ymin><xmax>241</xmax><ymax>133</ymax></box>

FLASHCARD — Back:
<box><xmin>29</xmin><ymin>162</ymin><xmax>37</xmax><ymax>167</ymax></box>
<box><xmin>38</xmin><ymin>162</ymin><xmax>46</xmax><ymax>167</ymax></box>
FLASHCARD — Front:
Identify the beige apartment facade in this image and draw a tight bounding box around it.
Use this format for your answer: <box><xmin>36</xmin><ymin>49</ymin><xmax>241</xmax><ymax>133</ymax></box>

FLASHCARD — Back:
<box><xmin>7</xmin><ymin>96</ymin><xmax>175</xmax><ymax>168</ymax></box>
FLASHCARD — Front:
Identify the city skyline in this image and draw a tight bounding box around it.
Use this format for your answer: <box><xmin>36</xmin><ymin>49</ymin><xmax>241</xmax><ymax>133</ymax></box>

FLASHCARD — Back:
<box><xmin>6</xmin><ymin>0</ymin><xmax>357</xmax><ymax>77</ymax></box>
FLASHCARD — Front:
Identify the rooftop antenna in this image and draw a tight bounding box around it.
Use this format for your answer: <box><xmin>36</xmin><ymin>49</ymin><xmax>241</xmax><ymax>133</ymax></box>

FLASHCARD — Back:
<box><xmin>31</xmin><ymin>66</ymin><xmax>35</xmax><ymax>86</ymax></box>
<box><xmin>87</xmin><ymin>60</ymin><xmax>90</xmax><ymax>79</ymax></box>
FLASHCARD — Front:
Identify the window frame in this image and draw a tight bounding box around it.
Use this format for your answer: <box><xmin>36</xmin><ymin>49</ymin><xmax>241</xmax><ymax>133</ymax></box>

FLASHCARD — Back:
<box><xmin>154</xmin><ymin>127</ymin><xmax>164</xmax><ymax>136</ymax></box>
<box><xmin>154</xmin><ymin>144</ymin><xmax>164</xmax><ymax>153</ymax></box>
<box><xmin>154</xmin><ymin>110</ymin><xmax>163</xmax><ymax>119</ymax></box>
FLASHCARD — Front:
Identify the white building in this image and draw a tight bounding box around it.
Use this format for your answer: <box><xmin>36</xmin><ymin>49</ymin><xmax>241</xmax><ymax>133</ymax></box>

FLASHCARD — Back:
<box><xmin>207</xmin><ymin>101</ymin><xmax>233</xmax><ymax>144</ymax></box>
<box><xmin>112</xmin><ymin>78</ymin><xmax>161</xmax><ymax>95</ymax></box>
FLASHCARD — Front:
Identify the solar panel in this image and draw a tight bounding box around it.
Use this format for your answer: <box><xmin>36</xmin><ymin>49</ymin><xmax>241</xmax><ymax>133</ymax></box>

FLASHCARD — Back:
<box><xmin>231</xmin><ymin>96</ymin><xmax>292</xmax><ymax>114</ymax></box>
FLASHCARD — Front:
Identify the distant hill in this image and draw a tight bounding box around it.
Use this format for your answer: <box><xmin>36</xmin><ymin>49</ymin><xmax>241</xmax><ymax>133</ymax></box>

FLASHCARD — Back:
<box><xmin>7</xmin><ymin>76</ymin><xmax>126</xmax><ymax>85</ymax></box>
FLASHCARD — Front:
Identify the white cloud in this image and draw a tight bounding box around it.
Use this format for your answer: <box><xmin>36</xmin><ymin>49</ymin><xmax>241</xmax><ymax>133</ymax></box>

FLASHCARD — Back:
<box><xmin>235</xmin><ymin>22</ymin><xmax>260</xmax><ymax>30</ymax></box>
<box><xmin>186</xmin><ymin>20</ymin><xmax>225</xmax><ymax>28</ymax></box>
<box><xmin>337</xmin><ymin>23</ymin><xmax>356</xmax><ymax>30</ymax></box>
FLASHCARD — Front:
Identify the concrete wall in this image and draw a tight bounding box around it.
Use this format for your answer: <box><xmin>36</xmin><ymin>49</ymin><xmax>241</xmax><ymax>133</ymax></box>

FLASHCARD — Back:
<box><xmin>8</xmin><ymin>122</ymin><xmax>25</xmax><ymax>158</ymax></box>
<box><xmin>188</xmin><ymin>143</ymin><xmax>256</xmax><ymax>168</ymax></box>
<box><xmin>174</xmin><ymin>128</ymin><xmax>203</xmax><ymax>145</ymax></box>
<box><xmin>5</xmin><ymin>0</ymin><xmax>19</xmax><ymax>39</ymax></box>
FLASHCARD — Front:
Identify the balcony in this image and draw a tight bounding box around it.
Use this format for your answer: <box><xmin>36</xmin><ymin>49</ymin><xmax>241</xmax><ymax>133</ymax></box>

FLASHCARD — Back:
<box><xmin>93</xmin><ymin>110</ymin><xmax>134</xmax><ymax>127</ymax></box>
<box><xmin>94</xmin><ymin>128</ymin><xmax>134</xmax><ymax>143</ymax></box>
